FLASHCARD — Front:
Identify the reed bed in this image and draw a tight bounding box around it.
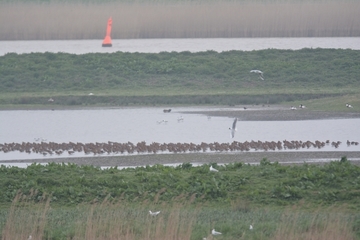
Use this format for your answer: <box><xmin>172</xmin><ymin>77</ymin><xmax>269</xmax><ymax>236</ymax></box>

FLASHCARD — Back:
<box><xmin>1</xmin><ymin>0</ymin><xmax>359</xmax><ymax>40</ymax></box>
<box><xmin>1</xmin><ymin>192</ymin><xmax>358</xmax><ymax>239</ymax></box>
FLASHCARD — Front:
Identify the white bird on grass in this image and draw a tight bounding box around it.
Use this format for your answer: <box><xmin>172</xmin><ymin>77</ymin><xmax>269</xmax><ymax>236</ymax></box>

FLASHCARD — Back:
<box><xmin>250</xmin><ymin>70</ymin><xmax>264</xmax><ymax>80</ymax></box>
<box><xmin>346</xmin><ymin>103</ymin><xmax>353</xmax><ymax>108</ymax></box>
<box><xmin>149</xmin><ymin>210</ymin><xmax>160</xmax><ymax>216</ymax></box>
<box><xmin>250</xmin><ymin>225</ymin><xmax>253</xmax><ymax>230</ymax></box>
<box><xmin>212</xmin><ymin>229</ymin><xmax>222</xmax><ymax>235</ymax></box>
<box><xmin>229</xmin><ymin>118</ymin><xmax>237</xmax><ymax>138</ymax></box>
<box><xmin>210</xmin><ymin>165</ymin><xmax>219</xmax><ymax>172</ymax></box>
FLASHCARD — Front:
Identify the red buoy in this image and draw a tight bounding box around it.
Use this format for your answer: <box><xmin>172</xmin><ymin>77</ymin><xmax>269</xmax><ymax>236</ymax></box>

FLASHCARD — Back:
<box><xmin>102</xmin><ymin>17</ymin><xmax>112</xmax><ymax>47</ymax></box>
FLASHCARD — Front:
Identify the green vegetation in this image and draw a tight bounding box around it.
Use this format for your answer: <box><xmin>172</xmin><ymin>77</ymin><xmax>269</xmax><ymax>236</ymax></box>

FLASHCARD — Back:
<box><xmin>1</xmin><ymin>49</ymin><xmax>359</xmax><ymax>108</ymax></box>
<box><xmin>0</xmin><ymin>158</ymin><xmax>360</xmax><ymax>239</ymax></box>
<box><xmin>1</xmin><ymin>158</ymin><xmax>360</xmax><ymax>207</ymax></box>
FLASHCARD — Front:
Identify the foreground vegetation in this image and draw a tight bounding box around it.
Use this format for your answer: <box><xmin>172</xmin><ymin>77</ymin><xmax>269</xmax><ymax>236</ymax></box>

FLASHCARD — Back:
<box><xmin>1</xmin><ymin>158</ymin><xmax>360</xmax><ymax>207</ymax></box>
<box><xmin>1</xmin><ymin>49</ymin><xmax>359</xmax><ymax>108</ymax></box>
<box><xmin>0</xmin><ymin>157</ymin><xmax>360</xmax><ymax>239</ymax></box>
<box><xmin>1</xmin><ymin>196</ymin><xmax>359</xmax><ymax>239</ymax></box>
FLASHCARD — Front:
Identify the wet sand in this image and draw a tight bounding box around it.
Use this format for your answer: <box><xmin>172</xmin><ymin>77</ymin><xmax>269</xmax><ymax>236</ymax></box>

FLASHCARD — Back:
<box><xmin>2</xmin><ymin>151</ymin><xmax>359</xmax><ymax>167</ymax></box>
<box><xmin>183</xmin><ymin>105</ymin><xmax>360</xmax><ymax>121</ymax></box>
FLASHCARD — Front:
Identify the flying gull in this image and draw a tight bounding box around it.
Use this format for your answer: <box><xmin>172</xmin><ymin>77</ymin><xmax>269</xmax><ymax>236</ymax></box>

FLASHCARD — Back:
<box><xmin>229</xmin><ymin>118</ymin><xmax>237</xmax><ymax>138</ymax></box>
<box><xmin>149</xmin><ymin>210</ymin><xmax>161</xmax><ymax>216</ymax></box>
<box><xmin>250</xmin><ymin>70</ymin><xmax>264</xmax><ymax>80</ymax></box>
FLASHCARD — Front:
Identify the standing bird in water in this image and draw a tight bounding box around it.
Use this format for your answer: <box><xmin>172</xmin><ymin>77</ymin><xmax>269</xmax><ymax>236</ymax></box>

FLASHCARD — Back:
<box><xmin>250</xmin><ymin>70</ymin><xmax>264</xmax><ymax>80</ymax></box>
<box><xmin>229</xmin><ymin>118</ymin><xmax>237</xmax><ymax>138</ymax></box>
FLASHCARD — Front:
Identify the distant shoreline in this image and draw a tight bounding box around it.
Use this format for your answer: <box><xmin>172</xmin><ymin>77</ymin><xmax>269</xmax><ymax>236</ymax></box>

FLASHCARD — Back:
<box><xmin>1</xmin><ymin>151</ymin><xmax>360</xmax><ymax>167</ymax></box>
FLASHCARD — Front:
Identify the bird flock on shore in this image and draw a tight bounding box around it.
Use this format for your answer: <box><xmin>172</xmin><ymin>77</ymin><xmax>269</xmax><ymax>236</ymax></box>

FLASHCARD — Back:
<box><xmin>0</xmin><ymin>139</ymin><xmax>358</xmax><ymax>156</ymax></box>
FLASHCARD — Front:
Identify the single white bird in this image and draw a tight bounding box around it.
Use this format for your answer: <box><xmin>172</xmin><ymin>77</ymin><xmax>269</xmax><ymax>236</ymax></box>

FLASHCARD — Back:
<box><xmin>229</xmin><ymin>118</ymin><xmax>237</xmax><ymax>138</ymax></box>
<box><xmin>212</xmin><ymin>229</ymin><xmax>222</xmax><ymax>235</ymax></box>
<box><xmin>210</xmin><ymin>165</ymin><xmax>219</xmax><ymax>172</ymax></box>
<box><xmin>299</xmin><ymin>104</ymin><xmax>306</xmax><ymax>109</ymax></box>
<box><xmin>27</xmin><ymin>235</ymin><xmax>32</xmax><ymax>240</ymax></box>
<box><xmin>250</xmin><ymin>70</ymin><xmax>264</xmax><ymax>80</ymax></box>
<box><xmin>149</xmin><ymin>210</ymin><xmax>160</xmax><ymax>216</ymax></box>
<box><xmin>177</xmin><ymin>116</ymin><xmax>184</xmax><ymax>122</ymax></box>
<box><xmin>88</xmin><ymin>93</ymin><xmax>94</xmax><ymax>95</ymax></box>
<box><xmin>157</xmin><ymin>120</ymin><xmax>168</xmax><ymax>124</ymax></box>
<box><xmin>250</xmin><ymin>225</ymin><xmax>253</xmax><ymax>230</ymax></box>
<box><xmin>290</xmin><ymin>106</ymin><xmax>297</xmax><ymax>110</ymax></box>
<box><xmin>346</xmin><ymin>103</ymin><xmax>353</xmax><ymax>108</ymax></box>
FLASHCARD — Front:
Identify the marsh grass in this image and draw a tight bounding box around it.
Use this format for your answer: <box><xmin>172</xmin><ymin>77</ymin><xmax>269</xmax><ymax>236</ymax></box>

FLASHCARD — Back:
<box><xmin>1</xmin><ymin>0</ymin><xmax>359</xmax><ymax>40</ymax></box>
<box><xmin>272</xmin><ymin>207</ymin><xmax>357</xmax><ymax>240</ymax></box>
<box><xmin>1</xmin><ymin>192</ymin><xmax>359</xmax><ymax>239</ymax></box>
<box><xmin>1</xmin><ymin>190</ymin><xmax>51</xmax><ymax>240</ymax></box>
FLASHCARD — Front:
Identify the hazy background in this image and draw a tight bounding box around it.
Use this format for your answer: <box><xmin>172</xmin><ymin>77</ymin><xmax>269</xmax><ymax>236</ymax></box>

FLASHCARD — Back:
<box><xmin>0</xmin><ymin>0</ymin><xmax>359</xmax><ymax>40</ymax></box>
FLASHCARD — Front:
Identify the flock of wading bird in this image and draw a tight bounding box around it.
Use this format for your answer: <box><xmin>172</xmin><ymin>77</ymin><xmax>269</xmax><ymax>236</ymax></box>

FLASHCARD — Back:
<box><xmin>0</xmin><ymin>139</ymin><xmax>358</xmax><ymax>157</ymax></box>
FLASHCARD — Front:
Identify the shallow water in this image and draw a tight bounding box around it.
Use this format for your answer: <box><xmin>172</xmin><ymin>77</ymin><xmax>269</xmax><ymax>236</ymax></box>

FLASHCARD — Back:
<box><xmin>1</xmin><ymin>37</ymin><xmax>360</xmax><ymax>56</ymax></box>
<box><xmin>1</xmin><ymin>107</ymin><xmax>359</xmax><ymax>160</ymax></box>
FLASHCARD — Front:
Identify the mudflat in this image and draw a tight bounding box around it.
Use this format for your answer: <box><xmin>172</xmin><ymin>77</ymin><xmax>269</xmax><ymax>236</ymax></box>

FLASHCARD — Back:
<box><xmin>1</xmin><ymin>106</ymin><xmax>359</xmax><ymax>167</ymax></box>
<box><xmin>183</xmin><ymin>105</ymin><xmax>360</xmax><ymax>121</ymax></box>
<box><xmin>3</xmin><ymin>151</ymin><xmax>359</xmax><ymax>167</ymax></box>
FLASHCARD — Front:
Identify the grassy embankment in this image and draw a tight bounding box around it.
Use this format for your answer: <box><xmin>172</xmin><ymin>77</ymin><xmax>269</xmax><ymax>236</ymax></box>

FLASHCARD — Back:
<box><xmin>1</xmin><ymin>49</ymin><xmax>359</xmax><ymax>111</ymax></box>
<box><xmin>0</xmin><ymin>158</ymin><xmax>360</xmax><ymax>239</ymax></box>
<box><xmin>1</xmin><ymin>0</ymin><xmax>359</xmax><ymax>40</ymax></box>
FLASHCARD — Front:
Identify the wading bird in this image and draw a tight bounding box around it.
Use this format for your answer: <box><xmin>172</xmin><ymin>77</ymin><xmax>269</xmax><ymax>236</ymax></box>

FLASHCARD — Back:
<box><xmin>250</xmin><ymin>70</ymin><xmax>264</xmax><ymax>80</ymax></box>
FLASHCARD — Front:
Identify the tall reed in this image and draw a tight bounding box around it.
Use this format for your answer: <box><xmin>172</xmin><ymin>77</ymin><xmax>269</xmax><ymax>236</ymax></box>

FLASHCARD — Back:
<box><xmin>1</xmin><ymin>0</ymin><xmax>359</xmax><ymax>40</ymax></box>
<box><xmin>1</xmin><ymin>191</ymin><xmax>51</xmax><ymax>240</ymax></box>
<box><xmin>1</xmin><ymin>192</ymin><xmax>358</xmax><ymax>239</ymax></box>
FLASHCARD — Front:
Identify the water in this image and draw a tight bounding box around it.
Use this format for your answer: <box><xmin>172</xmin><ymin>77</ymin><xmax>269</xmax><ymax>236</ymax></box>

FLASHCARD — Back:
<box><xmin>1</xmin><ymin>107</ymin><xmax>359</xmax><ymax>161</ymax></box>
<box><xmin>1</xmin><ymin>37</ymin><xmax>360</xmax><ymax>56</ymax></box>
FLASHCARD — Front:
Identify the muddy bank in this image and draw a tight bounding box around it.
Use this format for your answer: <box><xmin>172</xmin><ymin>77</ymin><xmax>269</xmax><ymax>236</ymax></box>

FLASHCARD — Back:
<box><xmin>1</xmin><ymin>151</ymin><xmax>360</xmax><ymax>167</ymax></box>
<box><xmin>183</xmin><ymin>105</ymin><xmax>360</xmax><ymax>121</ymax></box>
